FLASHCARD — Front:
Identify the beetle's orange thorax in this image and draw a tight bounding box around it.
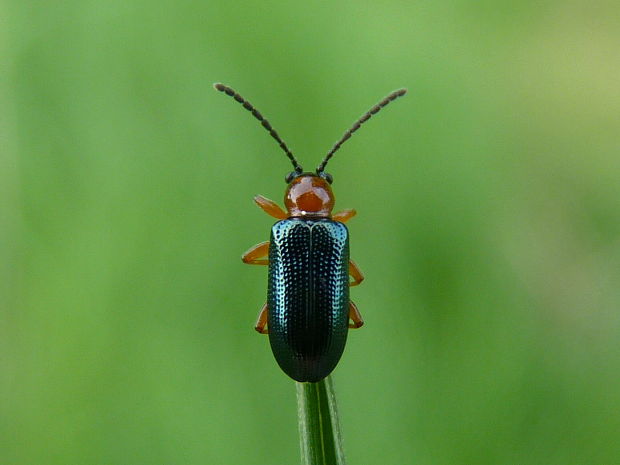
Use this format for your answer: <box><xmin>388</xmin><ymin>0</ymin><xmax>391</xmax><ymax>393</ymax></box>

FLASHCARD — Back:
<box><xmin>284</xmin><ymin>175</ymin><xmax>334</xmax><ymax>218</ymax></box>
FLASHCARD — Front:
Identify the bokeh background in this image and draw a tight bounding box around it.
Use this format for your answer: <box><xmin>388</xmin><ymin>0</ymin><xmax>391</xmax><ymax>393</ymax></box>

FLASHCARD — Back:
<box><xmin>2</xmin><ymin>1</ymin><xmax>620</xmax><ymax>464</ymax></box>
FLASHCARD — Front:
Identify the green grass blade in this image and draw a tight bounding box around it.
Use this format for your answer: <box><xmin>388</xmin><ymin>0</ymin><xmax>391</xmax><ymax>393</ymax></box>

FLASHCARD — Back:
<box><xmin>296</xmin><ymin>376</ymin><xmax>346</xmax><ymax>465</ymax></box>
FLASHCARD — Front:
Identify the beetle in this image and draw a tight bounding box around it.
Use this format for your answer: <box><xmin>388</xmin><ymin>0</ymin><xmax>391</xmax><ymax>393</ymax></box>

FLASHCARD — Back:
<box><xmin>214</xmin><ymin>83</ymin><xmax>406</xmax><ymax>382</ymax></box>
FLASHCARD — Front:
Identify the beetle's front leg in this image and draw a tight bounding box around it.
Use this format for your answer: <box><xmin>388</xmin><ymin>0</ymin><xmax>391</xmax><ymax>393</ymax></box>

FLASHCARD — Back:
<box><xmin>255</xmin><ymin>302</ymin><xmax>269</xmax><ymax>334</ymax></box>
<box><xmin>254</xmin><ymin>195</ymin><xmax>288</xmax><ymax>220</ymax></box>
<box><xmin>333</xmin><ymin>208</ymin><xmax>356</xmax><ymax>223</ymax></box>
<box><xmin>348</xmin><ymin>300</ymin><xmax>364</xmax><ymax>329</ymax></box>
<box><xmin>349</xmin><ymin>259</ymin><xmax>364</xmax><ymax>286</ymax></box>
<box><xmin>242</xmin><ymin>241</ymin><xmax>270</xmax><ymax>265</ymax></box>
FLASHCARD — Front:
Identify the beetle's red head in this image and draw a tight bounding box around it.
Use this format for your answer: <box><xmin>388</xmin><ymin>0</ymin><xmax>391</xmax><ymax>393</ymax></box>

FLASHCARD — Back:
<box><xmin>284</xmin><ymin>173</ymin><xmax>335</xmax><ymax>218</ymax></box>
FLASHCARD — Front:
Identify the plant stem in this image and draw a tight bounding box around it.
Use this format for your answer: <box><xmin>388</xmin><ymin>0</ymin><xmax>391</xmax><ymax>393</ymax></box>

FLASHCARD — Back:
<box><xmin>296</xmin><ymin>376</ymin><xmax>346</xmax><ymax>465</ymax></box>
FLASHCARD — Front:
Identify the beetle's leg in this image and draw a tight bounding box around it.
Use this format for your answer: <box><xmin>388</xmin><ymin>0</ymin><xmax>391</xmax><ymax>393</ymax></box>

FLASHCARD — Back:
<box><xmin>255</xmin><ymin>302</ymin><xmax>269</xmax><ymax>334</ymax></box>
<box><xmin>254</xmin><ymin>195</ymin><xmax>288</xmax><ymax>220</ymax></box>
<box><xmin>349</xmin><ymin>259</ymin><xmax>364</xmax><ymax>287</ymax></box>
<box><xmin>333</xmin><ymin>208</ymin><xmax>357</xmax><ymax>223</ymax></box>
<box><xmin>242</xmin><ymin>241</ymin><xmax>270</xmax><ymax>265</ymax></box>
<box><xmin>348</xmin><ymin>301</ymin><xmax>364</xmax><ymax>329</ymax></box>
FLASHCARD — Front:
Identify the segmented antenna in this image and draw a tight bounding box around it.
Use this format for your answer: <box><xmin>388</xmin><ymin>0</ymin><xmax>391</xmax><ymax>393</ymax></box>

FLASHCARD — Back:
<box><xmin>214</xmin><ymin>83</ymin><xmax>303</xmax><ymax>173</ymax></box>
<box><xmin>317</xmin><ymin>88</ymin><xmax>407</xmax><ymax>173</ymax></box>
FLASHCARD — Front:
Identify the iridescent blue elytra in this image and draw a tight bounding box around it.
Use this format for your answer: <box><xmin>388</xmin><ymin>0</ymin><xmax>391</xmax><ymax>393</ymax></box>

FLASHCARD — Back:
<box><xmin>268</xmin><ymin>219</ymin><xmax>349</xmax><ymax>382</ymax></box>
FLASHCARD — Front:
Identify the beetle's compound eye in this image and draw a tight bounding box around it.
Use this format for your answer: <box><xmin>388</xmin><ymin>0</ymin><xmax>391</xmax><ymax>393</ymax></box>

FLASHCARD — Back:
<box><xmin>317</xmin><ymin>171</ymin><xmax>333</xmax><ymax>184</ymax></box>
<box><xmin>285</xmin><ymin>169</ymin><xmax>304</xmax><ymax>184</ymax></box>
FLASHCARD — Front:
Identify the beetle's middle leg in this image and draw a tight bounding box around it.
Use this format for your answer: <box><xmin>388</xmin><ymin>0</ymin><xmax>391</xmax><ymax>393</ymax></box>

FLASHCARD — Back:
<box><xmin>349</xmin><ymin>259</ymin><xmax>364</xmax><ymax>286</ymax></box>
<box><xmin>348</xmin><ymin>301</ymin><xmax>364</xmax><ymax>329</ymax></box>
<box><xmin>255</xmin><ymin>302</ymin><xmax>269</xmax><ymax>334</ymax></box>
<box><xmin>242</xmin><ymin>241</ymin><xmax>270</xmax><ymax>265</ymax></box>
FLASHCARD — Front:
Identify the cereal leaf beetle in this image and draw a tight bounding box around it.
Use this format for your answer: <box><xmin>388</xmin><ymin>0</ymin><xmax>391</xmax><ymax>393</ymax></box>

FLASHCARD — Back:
<box><xmin>214</xmin><ymin>83</ymin><xmax>406</xmax><ymax>382</ymax></box>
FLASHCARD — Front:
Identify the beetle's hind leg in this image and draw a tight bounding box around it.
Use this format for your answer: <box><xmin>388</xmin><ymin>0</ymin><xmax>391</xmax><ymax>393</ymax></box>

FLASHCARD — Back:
<box><xmin>349</xmin><ymin>259</ymin><xmax>364</xmax><ymax>286</ymax></box>
<box><xmin>348</xmin><ymin>301</ymin><xmax>364</xmax><ymax>329</ymax></box>
<box><xmin>255</xmin><ymin>302</ymin><xmax>269</xmax><ymax>334</ymax></box>
<box><xmin>242</xmin><ymin>241</ymin><xmax>270</xmax><ymax>265</ymax></box>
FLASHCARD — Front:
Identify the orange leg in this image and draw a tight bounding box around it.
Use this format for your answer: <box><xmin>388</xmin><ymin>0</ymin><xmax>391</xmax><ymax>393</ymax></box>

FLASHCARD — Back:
<box><xmin>255</xmin><ymin>302</ymin><xmax>269</xmax><ymax>334</ymax></box>
<box><xmin>242</xmin><ymin>241</ymin><xmax>270</xmax><ymax>265</ymax></box>
<box><xmin>349</xmin><ymin>259</ymin><xmax>364</xmax><ymax>286</ymax></box>
<box><xmin>348</xmin><ymin>301</ymin><xmax>364</xmax><ymax>329</ymax></box>
<box><xmin>254</xmin><ymin>195</ymin><xmax>288</xmax><ymax>220</ymax></box>
<box><xmin>333</xmin><ymin>208</ymin><xmax>357</xmax><ymax>223</ymax></box>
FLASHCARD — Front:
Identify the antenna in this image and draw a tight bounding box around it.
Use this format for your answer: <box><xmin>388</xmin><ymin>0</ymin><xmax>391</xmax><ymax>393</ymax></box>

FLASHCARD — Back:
<box><xmin>317</xmin><ymin>88</ymin><xmax>407</xmax><ymax>174</ymax></box>
<box><xmin>214</xmin><ymin>83</ymin><xmax>303</xmax><ymax>173</ymax></box>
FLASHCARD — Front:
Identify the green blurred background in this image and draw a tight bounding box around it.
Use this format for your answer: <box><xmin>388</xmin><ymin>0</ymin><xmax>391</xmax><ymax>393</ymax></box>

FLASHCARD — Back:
<box><xmin>2</xmin><ymin>1</ymin><xmax>620</xmax><ymax>464</ymax></box>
